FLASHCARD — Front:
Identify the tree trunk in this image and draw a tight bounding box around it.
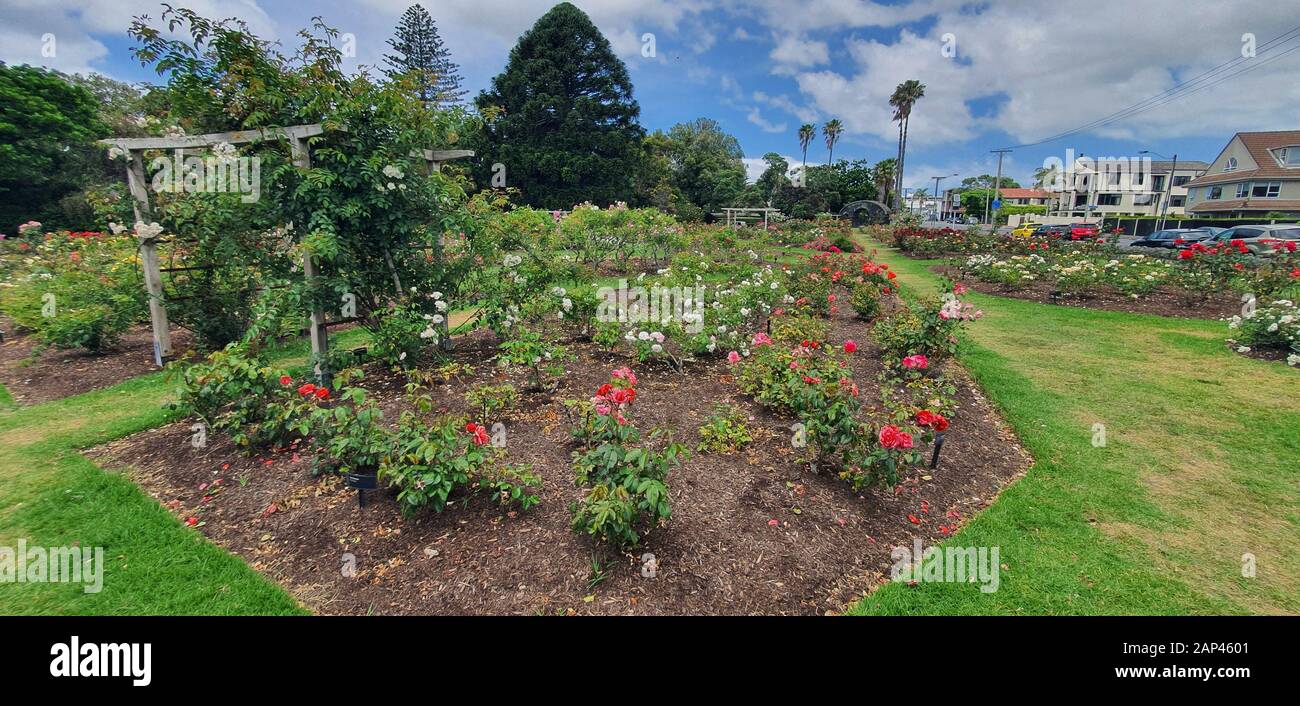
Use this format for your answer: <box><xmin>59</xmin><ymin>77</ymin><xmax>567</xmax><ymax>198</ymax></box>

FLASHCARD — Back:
<box><xmin>899</xmin><ymin>117</ymin><xmax>910</xmax><ymax>212</ymax></box>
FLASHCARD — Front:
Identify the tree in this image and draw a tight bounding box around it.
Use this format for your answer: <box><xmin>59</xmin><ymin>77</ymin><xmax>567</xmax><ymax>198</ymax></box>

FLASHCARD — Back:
<box><xmin>889</xmin><ymin>80</ymin><xmax>925</xmax><ymax>210</ymax></box>
<box><xmin>797</xmin><ymin>123</ymin><xmax>816</xmax><ymax>181</ymax></box>
<box><xmin>0</xmin><ymin>65</ymin><xmax>107</xmax><ymax>232</ymax></box>
<box><xmin>756</xmin><ymin>152</ymin><xmax>790</xmax><ymax>201</ymax></box>
<box><xmin>1033</xmin><ymin>164</ymin><xmax>1060</xmax><ymax>189</ymax></box>
<box><xmin>660</xmin><ymin>118</ymin><xmax>747</xmax><ymax>217</ymax></box>
<box><xmin>960</xmin><ymin>174</ymin><xmax>1020</xmax><ymax>190</ymax></box>
<box><xmin>475</xmin><ymin>3</ymin><xmax>644</xmax><ymax>208</ymax></box>
<box><xmin>384</xmin><ymin>4</ymin><xmax>466</xmax><ymax>107</ymax></box>
<box><xmin>822</xmin><ymin>119</ymin><xmax>843</xmax><ymax>164</ymax></box>
<box><xmin>872</xmin><ymin>158</ymin><xmax>896</xmax><ymax>209</ymax></box>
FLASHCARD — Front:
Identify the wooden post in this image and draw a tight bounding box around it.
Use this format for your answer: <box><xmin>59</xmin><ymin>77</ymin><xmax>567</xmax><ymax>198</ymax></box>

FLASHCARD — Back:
<box><xmin>291</xmin><ymin>136</ymin><xmax>331</xmax><ymax>387</ymax></box>
<box><xmin>126</xmin><ymin>152</ymin><xmax>173</xmax><ymax>365</ymax></box>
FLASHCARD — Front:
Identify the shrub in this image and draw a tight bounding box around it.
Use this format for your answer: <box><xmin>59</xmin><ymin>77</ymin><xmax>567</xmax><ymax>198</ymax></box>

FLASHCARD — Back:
<box><xmin>849</xmin><ymin>280</ymin><xmax>882</xmax><ymax>321</ymax></box>
<box><xmin>770</xmin><ymin>314</ymin><xmax>828</xmax><ymax>346</ymax></box>
<box><xmin>569</xmin><ymin>368</ymin><xmax>684</xmax><ymax>547</ymax></box>
<box><xmin>498</xmin><ymin>326</ymin><xmax>566</xmax><ymax>391</ymax></box>
<box><xmin>696</xmin><ymin>404</ymin><xmax>753</xmax><ymax>453</ymax></box>
<box><xmin>1228</xmin><ymin>299</ymin><xmax>1300</xmax><ymax>359</ymax></box>
<box><xmin>873</xmin><ymin>282</ymin><xmax>982</xmax><ymax>369</ymax></box>
<box><xmin>464</xmin><ymin>382</ymin><xmax>519</xmax><ymax>423</ymax></box>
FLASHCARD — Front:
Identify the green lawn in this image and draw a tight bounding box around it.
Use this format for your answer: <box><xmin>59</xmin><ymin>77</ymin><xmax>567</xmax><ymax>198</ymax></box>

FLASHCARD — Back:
<box><xmin>851</xmin><ymin>239</ymin><xmax>1300</xmax><ymax>615</ymax></box>
<box><xmin>0</xmin><ymin>328</ymin><xmax>368</xmax><ymax>615</ymax></box>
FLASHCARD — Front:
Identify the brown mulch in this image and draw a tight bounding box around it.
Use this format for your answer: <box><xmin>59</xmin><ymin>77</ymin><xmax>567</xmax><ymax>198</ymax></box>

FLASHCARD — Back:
<box><xmin>931</xmin><ymin>265</ymin><xmax>1241</xmax><ymax>320</ymax></box>
<box><xmin>87</xmin><ymin>303</ymin><xmax>1032</xmax><ymax>616</ymax></box>
<box><xmin>0</xmin><ymin>319</ymin><xmax>191</xmax><ymax>405</ymax></box>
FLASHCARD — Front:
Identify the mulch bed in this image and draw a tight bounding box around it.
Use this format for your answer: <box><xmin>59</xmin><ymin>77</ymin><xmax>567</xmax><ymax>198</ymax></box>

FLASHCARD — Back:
<box><xmin>0</xmin><ymin>319</ymin><xmax>191</xmax><ymax>405</ymax></box>
<box><xmin>88</xmin><ymin>302</ymin><xmax>1032</xmax><ymax>615</ymax></box>
<box><xmin>932</xmin><ymin>265</ymin><xmax>1241</xmax><ymax>320</ymax></box>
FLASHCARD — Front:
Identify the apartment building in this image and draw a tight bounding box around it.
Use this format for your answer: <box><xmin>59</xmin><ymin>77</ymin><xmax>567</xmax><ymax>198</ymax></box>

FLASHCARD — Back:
<box><xmin>1183</xmin><ymin>130</ymin><xmax>1300</xmax><ymax>218</ymax></box>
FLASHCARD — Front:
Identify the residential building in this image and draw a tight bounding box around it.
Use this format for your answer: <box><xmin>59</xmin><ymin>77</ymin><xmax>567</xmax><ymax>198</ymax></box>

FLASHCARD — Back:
<box><xmin>995</xmin><ymin>188</ymin><xmax>1053</xmax><ymax>206</ymax></box>
<box><xmin>1183</xmin><ymin>130</ymin><xmax>1300</xmax><ymax>218</ymax></box>
<box><xmin>1050</xmin><ymin>158</ymin><xmax>1208</xmax><ymax>217</ymax></box>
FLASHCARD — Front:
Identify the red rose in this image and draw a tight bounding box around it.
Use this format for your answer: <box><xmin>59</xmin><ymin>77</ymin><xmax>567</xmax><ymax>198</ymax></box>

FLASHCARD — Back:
<box><xmin>915</xmin><ymin>410</ymin><xmax>937</xmax><ymax>427</ymax></box>
<box><xmin>314</xmin><ymin>387</ymin><xmax>330</xmax><ymax>400</ymax></box>
<box><xmin>465</xmin><ymin>422</ymin><xmax>478</xmax><ymax>433</ymax></box>
<box><xmin>279</xmin><ymin>375</ymin><xmax>292</xmax><ymax>386</ymax></box>
<box><xmin>297</xmin><ymin>383</ymin><xmax>316</xmax><ymax>396</ymax></box>
<box><xmin>933</xmin><ymin>416</ymin><xmax>949</xmax><ymax>432</ymax></box>
<box><xmin>843</xmin><ymin>340</ymin><xmax>857</xmax><ymax>353</ymax></box>
<box><xmin>598</xmin><ymin>383</ymin><xmax>613</xmax><ymax>397</ymax></box>
<box><xmin>472</xmin><ymin>426</ymin><xmax>490</xmax><ymax>446</ymax></box>
<box><xmin>878</xmin><ymin>425</ymin><xmax>904</xmax><ymax>449</ymax></box>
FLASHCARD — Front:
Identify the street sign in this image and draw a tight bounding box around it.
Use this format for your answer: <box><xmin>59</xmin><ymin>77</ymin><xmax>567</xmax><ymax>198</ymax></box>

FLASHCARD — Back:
<box><xmin>991</xmin><ymin>199</ymin><xmax>1001</xmax><ymax>210</ymax></box>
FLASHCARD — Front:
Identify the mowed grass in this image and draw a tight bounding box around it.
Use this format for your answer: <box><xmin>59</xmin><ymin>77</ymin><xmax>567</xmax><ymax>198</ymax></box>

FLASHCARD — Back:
<box><xmin>851</xmin><ymin>239</ymin><xmax>1300</xmax><ymax>615</ymax></box>
<box><xmin>0</xmin><ymin>327</ymin><xmax>369</xmax><ymax>615</ymax></box>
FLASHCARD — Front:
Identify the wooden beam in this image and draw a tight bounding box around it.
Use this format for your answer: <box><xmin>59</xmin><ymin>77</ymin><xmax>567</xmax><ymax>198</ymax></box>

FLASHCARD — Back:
<box><xmin>98</xmin><ymin>124</ymin><xmax>325</xmax><ymax>151</ymax></box>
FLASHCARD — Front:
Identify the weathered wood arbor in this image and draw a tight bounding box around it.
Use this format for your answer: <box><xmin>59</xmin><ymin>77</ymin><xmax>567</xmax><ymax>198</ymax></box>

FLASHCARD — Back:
<box><xmin>98</xmin><ymin>124</ymin><xmax>472</xmax><ymax>374</ymax></box>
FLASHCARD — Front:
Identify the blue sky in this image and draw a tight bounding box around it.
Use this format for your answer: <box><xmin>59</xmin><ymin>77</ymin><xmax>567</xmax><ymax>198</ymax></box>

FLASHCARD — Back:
<box><xmin>5</xmin><ymin>0</ymin><xmax>1300</xmax><ymax>189</ymax></box>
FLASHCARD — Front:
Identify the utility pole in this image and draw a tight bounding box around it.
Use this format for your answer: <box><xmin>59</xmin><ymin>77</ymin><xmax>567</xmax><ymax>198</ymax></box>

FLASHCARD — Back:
<box><xmin>990</xmin><ymin>148</ymin><xmax>1011</xmax><ymax>227</ymax></box>
<box><xmin>1160</xmin><ymin>154</ymin><xmax>1177</xmax><ymax>232</ymax></box>
<box><xmin>932</xmin><ymin>173</ymin><xmax>956</xmax><ymax>223</ymax></box>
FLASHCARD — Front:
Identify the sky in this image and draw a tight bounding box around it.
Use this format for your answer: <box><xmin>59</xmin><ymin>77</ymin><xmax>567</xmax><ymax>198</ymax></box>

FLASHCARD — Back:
<box><xmin>4</xmin><ymin>0</ymin><xmax>1300</xmax><ymax>191</ymax></box>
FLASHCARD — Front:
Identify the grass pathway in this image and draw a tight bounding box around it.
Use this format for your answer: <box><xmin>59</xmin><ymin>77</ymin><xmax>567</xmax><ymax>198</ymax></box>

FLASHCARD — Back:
<box><xmin>0</xmin><ymin>329</ymin><xmax>371</xmax><ymax>615</ymax></box>
<box><xmin>850</xmin><ymin>239</ymin><xmax>1300</xmax><ymax>615</ymax></box>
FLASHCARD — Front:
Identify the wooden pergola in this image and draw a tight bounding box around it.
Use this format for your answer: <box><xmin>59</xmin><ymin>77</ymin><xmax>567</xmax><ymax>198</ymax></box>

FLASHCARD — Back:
<box><xmin>98</xmin><ymin>124</ymin><xmax>473</xmax><ymax>374</ymax></box>
<box><xmin>721</xmin><ymin>207</ymin><xmax>780</xmax><ymax>228</ymax></box>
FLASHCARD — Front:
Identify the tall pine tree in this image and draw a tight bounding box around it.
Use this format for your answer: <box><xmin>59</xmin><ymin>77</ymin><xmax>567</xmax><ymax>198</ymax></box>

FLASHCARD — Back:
<box><xmin>384</xmin><ymin>4</ymin><xmax>466</xmax><ymax>107</ymax></box>
<box><xmin>475</xmin><ymin>2</ymin><xmax>644</xmax><ymax>208</ymax></box>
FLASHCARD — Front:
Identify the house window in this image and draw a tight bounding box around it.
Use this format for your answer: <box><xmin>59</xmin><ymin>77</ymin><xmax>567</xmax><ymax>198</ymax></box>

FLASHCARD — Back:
<box><xmin>1251</xmin><ymin>181</ymin><xmax>1281</xmax><ymax>198</ymax></box>
<box><xmin>1152</xmin><ymin>175</ymin><xmax>1166</xmax><ymax>191</ymax></box>
<box><xmin>1097</xmin><ymin>193</ymin><xmax>1121</xmax><ymax>205</ymax></box>
<box><xmin>1209</xmin><ymin>186</ymin><xmax>1222</xmax><ymax>200</ymax></box>
<box><xmin>1236</xmin><ymin>183</ymin><xmax>1250</xmax><ymax>198</ymax></box>
<box><xmin>1173</xmin><ymin>175</ymin><xmax>1191</xmax><ymax>186</ymax></box>
<box><xmin>1133</xmin><ymin>193</ymin><xmax>1155</xmax><ymax>206</ymax></box>
<box><xmin>1187</xmin><ymin>187</ymin><xmax>1198</xmax><ymax>200</ymax></box>
<box><xmin>1223</xmin><ymin>157</ymin><xmax>1238</xmax><ymax>172</ymax></box>
<box><xmin>1170</xmin><ymin>195</ymin><xmax>1186</xmax><ymax>207</ymax></box>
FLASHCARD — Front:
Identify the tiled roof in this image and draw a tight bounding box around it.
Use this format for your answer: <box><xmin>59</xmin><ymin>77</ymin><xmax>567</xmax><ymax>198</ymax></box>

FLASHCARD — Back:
<box><xmin>1147</xmin><ymin>160</ymin><xmax>1209</xmax><ymax>172</ymax></box>
<box><xmin>996</xmin><ymin>188</ymin><xmax>1052</xmax><ymax>199</ymax></box>
<box><xmin>1186</xmin><ymin>131</ymin><xmax>1300</xmax><ymax>187</ymax></box>
<box><xmin>1187</xmin><ymin>198</ymin><xmax>1300</xmax><ymax>213</ymax></box>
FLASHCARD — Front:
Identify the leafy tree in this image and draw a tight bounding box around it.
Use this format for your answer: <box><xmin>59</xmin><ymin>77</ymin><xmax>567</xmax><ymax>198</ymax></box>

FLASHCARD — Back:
<box><xmin>660</xmin><ymin>118</ymin><xmax>747</xmax><ymax>217</ymax></box>
<box><xmin>822</xmin><ymin>119</ymin><xmax>843</xmax><ymax>163</ymax></box>
<box><xmin>872</xmin><ymin>158</ymin><xmax>897</xmax><ymax>208</ymax></box>
<box><xmin>384</xmin><ymin>4</ymin><xmax>466</xmax><ymax>107</ymax></box>
<box><xmin>960</xmin><ymin>174</ymin><xmax>1020</xmax><ymax>190</ymax></box>
<box><xmin>0</xmin><ymin>64</ymin><xmax>107</xmax><ymax>232</ymax></box>
<box><xmin>475</xmin><ymin>2</ymin><xmax>644</xmax><ymax>208</ymax></box>
<box><xmin>755</xmin><ymin>152</ymin><xmax>790</xmax><ymax>200</ymax></box>
<box><xmin>889</xmin><ymin>79</ymin><xmax>925</xmax><ymax>210</ymax></box>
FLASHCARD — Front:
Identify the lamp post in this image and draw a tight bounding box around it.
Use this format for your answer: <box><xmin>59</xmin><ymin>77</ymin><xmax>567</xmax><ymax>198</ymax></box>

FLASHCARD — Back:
<box><xmin>1140</xmin><ymin>150</ymin><xmax>1177</xmax><ymax>232</ymax></box>
<box><xmin>932</xmin><ymin>173</ymin><xmax>956</xmax><ymax>223</ymax></box>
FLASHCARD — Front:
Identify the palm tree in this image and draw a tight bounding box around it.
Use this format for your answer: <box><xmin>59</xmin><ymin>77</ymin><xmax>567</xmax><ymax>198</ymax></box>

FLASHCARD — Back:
<box><xmin>823</xmin><ymin>119</ymin><xmax>843</xmax><ymax>164</ymax></box>
<box><xmin>872</xmin><ymin>158</ymin><xmax>897</xmax><ymax>206</ymax></box>
<box><xmin>1033</xmin><ymin>164</ymin><xmax>1060</xmax><ymax>189</ymax></box>
<box><xmin>889</xmin><ymin>80</ymin><xmax>926</xmax><ymax>210</ymax></box>
<box><xmin>797</xmin><ymin>123</ymin><xmax>816</xmax><ymax>184</ymax></box>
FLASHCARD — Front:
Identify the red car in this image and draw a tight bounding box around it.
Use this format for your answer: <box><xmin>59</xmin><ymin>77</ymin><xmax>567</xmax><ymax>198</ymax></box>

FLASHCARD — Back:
<box><xmin>1068</xmin><ymin>223</ymin><xmax>1100</xmax><ymax>240</ymax></box>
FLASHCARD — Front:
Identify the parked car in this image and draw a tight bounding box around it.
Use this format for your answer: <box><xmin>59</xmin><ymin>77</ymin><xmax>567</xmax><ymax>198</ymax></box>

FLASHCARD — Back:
<box><xmin>1192</xmin><ymin>226</ymin><xmax>1226</xmax><ymax>239</ymax></box>
<box><xmin>1203</xmin><ymin>224</ymin><xmax>1300</xmax><ymax>255</ymax></box>
<box><xmin>1010</xmin><ymin>222</ymin><xmax>1041</xmax><ymax>238</ymax></box>
<box><xmin>1068</xmin><ymin>223</ymin><xmax>1100</xmax><ymax>240</ymax></box>
<box><xmin>1040</xmin><ymin>224</ymin><xmax>1072</xmax><ymax>239</ymax></box>
<box><xmin>1131</xmin><ymin>228</ymin><xmax>1209</xmax><ymax>248</ymax></box>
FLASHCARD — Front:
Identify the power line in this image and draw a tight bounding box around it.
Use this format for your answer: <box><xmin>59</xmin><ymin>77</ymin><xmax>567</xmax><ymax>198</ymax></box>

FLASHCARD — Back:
<box><xmin>999</xmin><ymin>25</ymin><xmax>1300</xmax><ymax>150</ymax></box>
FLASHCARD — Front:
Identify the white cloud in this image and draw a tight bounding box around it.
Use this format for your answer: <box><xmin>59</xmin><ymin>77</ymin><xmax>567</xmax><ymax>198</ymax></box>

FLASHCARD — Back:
<box><xmin>770</xmin><ymin>34</ymin><xmax>829</xmax><ymax>73</ymax></box>
<box><xmin>746</xmin><ymin>107</ymin><xmax>787</xmax><ymax>133</ymax></box>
